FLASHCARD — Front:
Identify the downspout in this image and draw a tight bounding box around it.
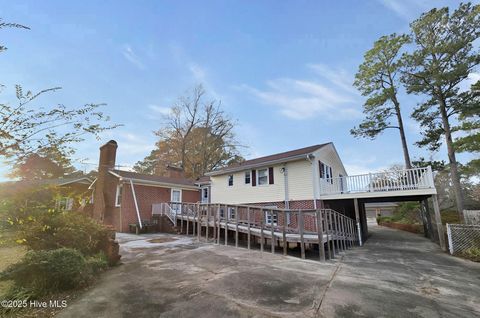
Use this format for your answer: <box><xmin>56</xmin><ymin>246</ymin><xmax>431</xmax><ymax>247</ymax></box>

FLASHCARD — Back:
<box><xmin>129</xmin><ymin>179</ymin><xmax>143</xmax><ymax>229</ymax></box>
<box><xmin>282</xmin><ymin>164</ymin><xmax>290</xmax><ymax>225</ymax></box>
<box><xmin>306</xmin><ymin>154</ymin><xmax>317</xmax><ymax>209</ymax></box>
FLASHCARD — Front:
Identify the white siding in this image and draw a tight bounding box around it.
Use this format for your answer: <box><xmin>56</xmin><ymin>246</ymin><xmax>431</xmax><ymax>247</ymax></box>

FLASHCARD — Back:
<box><xmin>313</xmin><ymin>143</ymin><xmax>347</xmax><ymax>198</ymax></box>
<box><xmin>210</xmin><ymin>143</ymin><xmax>347</xmax><ymax>205</ymax></box>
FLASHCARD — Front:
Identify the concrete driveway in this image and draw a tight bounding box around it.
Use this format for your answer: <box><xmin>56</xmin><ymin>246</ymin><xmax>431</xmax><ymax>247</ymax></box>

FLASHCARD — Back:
<box><xmin>58</xmin><ymin>226</ymin><xmax>480</xmax><ymax>318</ymax></box>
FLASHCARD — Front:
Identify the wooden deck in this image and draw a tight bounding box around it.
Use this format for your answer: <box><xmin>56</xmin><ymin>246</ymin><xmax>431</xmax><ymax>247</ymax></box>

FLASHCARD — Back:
<box><xmin>153</xmin><ymin>203</ymin><xmax>359</xmax><ymax>261</ymax></box>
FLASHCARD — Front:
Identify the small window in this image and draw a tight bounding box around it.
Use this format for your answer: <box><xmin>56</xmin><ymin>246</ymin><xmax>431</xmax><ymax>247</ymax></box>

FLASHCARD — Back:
<box><xmin>228</xmin><ymin>207</ymin><xmax>236</xmax><ymax>220</ymax></box>
<box><xmin>228</xmin><ymin>175</ymin><xmax>233</xmax><ymax>186</ymax></box>
<box><xmin>257</xmin><ymin>168</ymin><xmax>268</xmax><ymax>185</ymax></box>
<box><xmin>265</xmin><ymin>210</ymin><xmax>278</xmax><ymax>226</ymax></box>
<box><xmin>115</xmin><ymin>184</ymin><xmax>123</xmax><ymax>207</ymax></box>
<box><xmin>245</xmin><ymin>171</ymin><xmax>251</xmax><ymax>184</ymax></box>
<box><xmin>203</xmin><ymin>187</ymin><xmax>208</xmax><ymax>198</ymax></box>
<box><xmin>219</xmin><ymin>208</ymin><xmax>225</xmax><ymax>218</ymax></box>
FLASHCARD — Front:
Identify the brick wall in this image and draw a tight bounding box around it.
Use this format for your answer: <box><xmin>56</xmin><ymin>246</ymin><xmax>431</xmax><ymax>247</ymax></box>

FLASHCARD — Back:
<box><xmin>112</xmin><ymin>183</ymin><xmax>200</xmax><ymax>232</ymax></box>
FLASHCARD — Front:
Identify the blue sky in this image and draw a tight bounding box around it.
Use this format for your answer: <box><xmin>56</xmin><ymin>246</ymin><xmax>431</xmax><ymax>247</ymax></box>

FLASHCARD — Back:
<box><xmin>0</xmin><ymin>0</ymin><xmax>476</xmax><ymax>178</ymax></box>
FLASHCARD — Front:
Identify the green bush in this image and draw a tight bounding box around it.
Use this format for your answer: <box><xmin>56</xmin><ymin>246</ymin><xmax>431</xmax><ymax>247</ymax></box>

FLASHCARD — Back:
<box><xmin>0</xmin><ymin>248</ymin><xmax>90</xmax><ymax>296</ymax></box>
<box><xmin>461</xmin><ymin>247</ymin><xmax>480</xmax><ymax>262</ymax></box>
<box><xmin>16</xmin><ymin>209</ymin><xmax>111</xmax><ymax>256</ymax></box>
<box><xmin>86</xmin><ymin>252</ymin><xmax>109</xmax><ymax>275</ymax></box>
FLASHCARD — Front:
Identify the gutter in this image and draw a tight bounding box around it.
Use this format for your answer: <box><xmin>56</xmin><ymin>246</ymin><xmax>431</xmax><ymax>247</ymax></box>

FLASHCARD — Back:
<box><xmin>306</xmin><ymin>154</ymin><xmax>318</xmax><ymax>209</ymax></box>
<box><xmin>130</xmin><ymin>179</ymin><xmax>143</xmax><ymax>229</ymax></box>
<box><xmin>206</xmin><ymin>153</ymin><xmax>312</xmax><ymax>176</ymax></box>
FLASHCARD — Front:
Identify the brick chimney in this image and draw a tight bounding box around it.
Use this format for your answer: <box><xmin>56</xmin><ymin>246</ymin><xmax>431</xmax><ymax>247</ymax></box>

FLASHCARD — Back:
<box><xmin>92</xmin><ymin>140</ymin><xmax>118</xmax><ymax>222</ymax></box>
<box><xmin>165</xmin><ymin>164</ymin><xmax>185</xmax><ymax>179</ymax></box>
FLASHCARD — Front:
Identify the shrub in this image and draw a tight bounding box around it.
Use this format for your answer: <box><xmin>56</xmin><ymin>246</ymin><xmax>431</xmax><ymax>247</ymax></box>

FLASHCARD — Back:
<box><xmin>86</xmin><ymin>252</ymin><xmax>109</xmax><ymax>275</ymax></box>
<box><xmin>461</xmin><ymin>247</ymin><xmax>480</xmax><ymax>262</ymax></box>
<box><xmin>0</xmin><ymin>248</ymin><xmax>90</xmax><ymax>296</ymax></box>
<box><xmin>16</xmin><ymin>209</ymin><xmax>111</xmax><ymax>256</ymax></box>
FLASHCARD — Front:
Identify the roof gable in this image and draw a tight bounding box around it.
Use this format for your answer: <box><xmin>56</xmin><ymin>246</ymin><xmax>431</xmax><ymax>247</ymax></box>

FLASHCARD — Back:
<box><xmin>207</xmin><ymin>143</ymin><xmax>330</xmax><ymax>176</ymax></box>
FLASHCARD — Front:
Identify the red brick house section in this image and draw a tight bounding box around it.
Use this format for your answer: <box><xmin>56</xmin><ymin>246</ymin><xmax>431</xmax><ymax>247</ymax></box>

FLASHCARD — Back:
<box><xmin>92</xmin><ymin>140</ymin><xmax>200</xmax><ymax>232</ymax></box>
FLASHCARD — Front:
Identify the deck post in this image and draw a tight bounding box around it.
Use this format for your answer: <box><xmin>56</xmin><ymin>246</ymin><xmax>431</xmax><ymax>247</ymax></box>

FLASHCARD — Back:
<box><xmin>225</xmin><ymin>205</ymin><xmax>228</xmax><ymax>246</ymax></box>
<box><xmin>283</xmin><ymin>211</ymin><xmax>287</xmax><ymax>256</ymax></box>
<box><xmin>260</xmin><ymin>212</ymin><xmax>264</xmax><ymax>253</ymax></box>
<box><xmin>316</xmin><ymin>209</ymin><xmax>325</xmax><ymax>262</ymax></box>
<box><xmin>325</xmin><ymin>210</ymin><xmax>332</xmax><ymax>259</ymax></box>
<box><xmin>205</xmin><ymin>205</ymin><xmax>209</xmax><ymax>242</ymax></box>
<box><xmin>186</xmin><ymin>206</ymin><xmax>190</xmax><ymax>235</ymax></box>
<box><xmin>180</xmin><ymin>205</ymin><xmax>184</xmax><ymax>234</ymax></box>
<box><xmin>271</xmin><ymin>210</ymin><xmax>275</xmax><ymax>254</ymax></box>
<box><xmin>354</xmin><ymin>198</ymin><xmax>363</xmax><ymax>246</ymax></box>
<box><xmin>212</xmin><ymin>205</ymin><xmax>216</xmax><ymax>243</ymax></box>
<box><xmin>235</xmin><ymin>207</ymin><xmax>239</xmax><ymax>248</ymax></box>
<box><xmin>333</xmin><ymin>212</ymin><xmax>342</xmax><ymax>253</ymax></box>
<box><xmin>192</xmin><ymin>206</ymin><xmax>196</xmax><ymax>236</ymax></box>
<box><xmin>197</xmin><ymin>203</ymin><xmax>201</xmax><ymax>241</ymax></box>
<box><xmin>299</xmin><ymin>210</ymin><xmax>305</xmax><ymax>259</ymax></box>
<box><xmin>341</xmin><ymin>215</ymin><xmax>347</xmax><ymax>251</ymax></box>
<box><xmin>216</xmin><ymin>205</ymin><xmax>220</xmax><ymax>244</ymax></box>
<box><xmin>432</xmin><ymin>195</ymin><xmax>446</xmax><ymax>251</ymax></box>
<box><xmin>247</xmin><ymin>207</ymin><xmax>251</xmax><ymax>250</ymax></box>
<box><xmin>329</xmin><ymin>210</ymin><xmax>336</xmax><ymax>258</ymax></box>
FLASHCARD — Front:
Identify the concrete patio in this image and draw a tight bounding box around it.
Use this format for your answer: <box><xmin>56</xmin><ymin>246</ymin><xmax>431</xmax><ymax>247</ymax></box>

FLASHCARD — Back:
<box><xmin>58</xmin><ymin>226</ymin><xmax>480</xmax><ymax>318</ymax></box>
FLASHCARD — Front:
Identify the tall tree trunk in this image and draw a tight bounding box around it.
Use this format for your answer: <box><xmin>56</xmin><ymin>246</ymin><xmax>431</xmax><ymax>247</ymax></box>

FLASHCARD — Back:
<box><xmin>437</xmin><ymin>95</ymin><xmax>464</xmax><ymax>221</ymax></box>
<box><xmin>392</xmin><ymin>97</ymin><xmax>412</xmax><ymax>169</ymax></box>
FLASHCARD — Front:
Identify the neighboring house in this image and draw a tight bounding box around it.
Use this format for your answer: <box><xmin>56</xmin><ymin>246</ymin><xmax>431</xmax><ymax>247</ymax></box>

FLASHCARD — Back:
<box><xmin>0</xmin><ymin>176</ymin><xmax>93</xmax><ymax>211</ymax></box>
<box><xmin>91</xmin><ymin>140</ymin><xmax>200</xmax><ymax>232</ymax></box>
<box><xmin>205</xmin><ymin>143</ymin><xmax>347</xmax><ymax>210</ymax></box>
<box><xmin>365</xmin><ymin>202</ymin><xmax>398</xmax><ymax>218</ymax></box>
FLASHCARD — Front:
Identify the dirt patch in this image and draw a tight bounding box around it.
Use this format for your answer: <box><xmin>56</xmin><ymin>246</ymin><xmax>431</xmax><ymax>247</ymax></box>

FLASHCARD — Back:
<box><xmin>148</xmin><ymin>238</ymin><xmax>177</xmax><ymax>244</ymax></box>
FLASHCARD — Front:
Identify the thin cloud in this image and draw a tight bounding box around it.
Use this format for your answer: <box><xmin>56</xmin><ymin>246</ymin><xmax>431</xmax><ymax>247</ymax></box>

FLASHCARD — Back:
<box><xmin>308</xmin><ymin>64</ymin><xmax>358</xmax><ymax>95</ymax></box>
<box><xmin>122</xmin><ymin>45</ymin><xmax>145</xmax><ymax>70</ymax></box>
<box><xmin>377</xmin><ymin>0</ymin><xmax>432</xmax><ymax>21</ymax></box>
<box><xmin>148</xmin><ymin>104</ymin><xmax>171</xmax><ymax>116</ymax></box>
<box><xmin>240</xmin><ymin>66</ymin><xmax>360</xmax><ymax>120</ymax></box>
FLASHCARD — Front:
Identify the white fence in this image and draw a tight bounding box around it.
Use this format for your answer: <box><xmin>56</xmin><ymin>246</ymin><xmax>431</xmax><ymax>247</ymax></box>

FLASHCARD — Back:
<box><xmin>463</xmin><ymin>210</ymin><xmax>480</xmax><ymax>225</ymax></box>
<box><xmin>319</xmin><ymin>166</ymin><xmax>435</xmax><ymax>195</ymax></box>
<box><xmin>447</xmin><ymin>224</ymin><xmax>480</xmax><ymax>255</ymax></box>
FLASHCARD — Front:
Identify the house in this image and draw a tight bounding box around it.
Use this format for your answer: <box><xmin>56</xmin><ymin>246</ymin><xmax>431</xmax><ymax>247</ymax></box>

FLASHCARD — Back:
<box><xmin>91</xmin><ymin>140</ymin><xmax>200</xmax><ymax>232</ymax></box>
<box><xmin>0</xmin><ymin>176</ymin><xmax>93</xmax><ymax>211</ymax></box>
<box><xmin>205</xmin><ymin>143</ymin><xmax>346</xmax><ymax>210</ymax></box>
<box><xmin>365</xmin><ymin>202</ymin><xmax>398</xmax><ymax>218</ymax></box>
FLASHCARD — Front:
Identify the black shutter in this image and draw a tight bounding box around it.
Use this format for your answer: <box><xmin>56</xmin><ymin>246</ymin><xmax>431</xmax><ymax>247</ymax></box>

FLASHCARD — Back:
<box><xmin>268</xmin><ymin>167</ymin><xmax>274</xmax><ymax>184</ymax></box>
<box><xmin>252</xmin><ymin>170</ymin><xmax>256</xmax><ymax>186</ymax></box>
<box><xmin>319</xmin><ymin>161</ymin><xmax>324</xmax><ymax>178</ymax></box>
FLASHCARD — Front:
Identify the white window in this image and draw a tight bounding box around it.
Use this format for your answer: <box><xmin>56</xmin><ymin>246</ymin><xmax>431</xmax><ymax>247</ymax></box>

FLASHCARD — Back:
<box><xmin>319</xmin><ymin>162</ymin><xmax>333</xmax><ymax>184</ymax></box>
<box><xmin>245</xmin><ymin>171</ymin><xmax>251</xmax><ymax>184</ymax></box>
<box><xmin>257</xmin><ymin>168</ymin><xmax>268</xmax><ymax>185</ymax></box>
<box><xmin>219</xmin><ymin>208</ymin><xmax>225</xmax><ymax>218</ymax></box>
<box><xmin>171</xmin><ymin>189</ymin><xmax>182</xmax><ymax>202</ymax></box>
<box><xmin>115</xmin><ymin>184</ymin><xmax>123</xmax><ymax>207</ymax></box>
<box><xmin>265</xmin><ymin>210</ymin><xmax>278</xmax><ymax>226</ymax></box>
<box><xmin>228</xmin><ymin>175</ymin><xmax>233</xmax><ymax>186</ymax></box>
<box><xmin>57</xmin><ymin>197</ymin><xmax>74</xmax><ymax>211</ymax></box>
<box><xmin>228</xmin><ymin>207</ymin><xmax>236</xmax><ymax>220</ymax></box>
<box><xmin>202</xmin><ymin>187</ymin><xmax>209</xmax><ymax>203</ymax></box>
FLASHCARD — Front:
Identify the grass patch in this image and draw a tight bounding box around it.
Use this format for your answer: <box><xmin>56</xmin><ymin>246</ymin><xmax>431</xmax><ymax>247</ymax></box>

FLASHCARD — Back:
<box><xmin>0</xmin><ymin>245</ymin><xmax>26</xmax><ymax>297</ymax></box>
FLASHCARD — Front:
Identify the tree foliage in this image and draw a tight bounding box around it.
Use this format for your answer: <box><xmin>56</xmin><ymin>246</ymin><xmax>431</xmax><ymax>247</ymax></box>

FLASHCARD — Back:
<box><xmin>135</xmin><ymin>85</ymin><xmax>243</xmax><ymax>178</ymax></box>
<box><xmin>353</xmin><ymin>34</ymin><xmax>413</xmax><ymax>168</ymax></box>
<box><xmin>0</xmin><ymin>17</ymin><xmax>120</xmax><ymax>170</ymax></box>
<box><xmin>401</xmin><ymin>2</ymin><xmax>480</xmax><ymax>216</ymax></box>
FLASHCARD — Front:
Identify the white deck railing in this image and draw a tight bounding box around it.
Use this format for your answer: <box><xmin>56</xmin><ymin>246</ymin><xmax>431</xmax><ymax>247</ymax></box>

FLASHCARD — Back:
<box><xmin>319</xmin><ymin>166</ymin><xmax>434</xmax><ymax>196</ymax></box>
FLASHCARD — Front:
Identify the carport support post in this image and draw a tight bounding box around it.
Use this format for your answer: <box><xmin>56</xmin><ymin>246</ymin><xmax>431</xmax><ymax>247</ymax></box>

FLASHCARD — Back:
<box><xmin>354</xmin><ymin>198</ymin><xmax>363</xmax><ymax>246</ymax></box>
<box><xmin>432</xmin><ymin>195</ymin><xmax>446</xmax><ymax>251</ymax></box>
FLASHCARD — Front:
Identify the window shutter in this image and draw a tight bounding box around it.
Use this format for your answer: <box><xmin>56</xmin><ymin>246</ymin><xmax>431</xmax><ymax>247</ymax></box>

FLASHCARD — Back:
<box><xmin>252</xmin><ymin>170</ymin><xmax>256</xmax><ymax>186</ymax></box>
<box><xmin>268</xmin><ymin>167</ymin><xmax>274</xmax><ymax>184</ymax></box>
<box><xmin>319</xmin><ymin>161</ymin><xmax>324</xmax><ymax>178</ymax></box>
